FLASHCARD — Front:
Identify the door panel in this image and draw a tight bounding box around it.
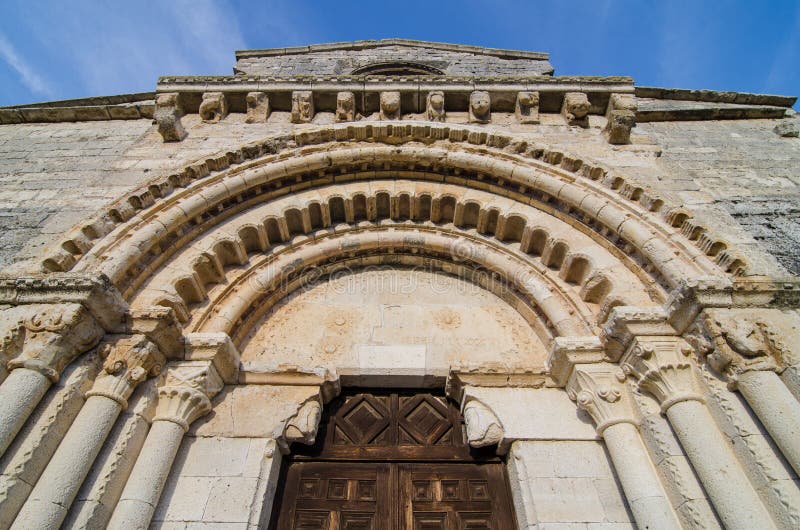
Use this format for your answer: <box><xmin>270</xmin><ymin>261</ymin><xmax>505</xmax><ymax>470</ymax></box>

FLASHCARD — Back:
<box><xmin>271</xmin><ymin>392</ymin><xmax>516</xmax><ymax>530</ymax></box>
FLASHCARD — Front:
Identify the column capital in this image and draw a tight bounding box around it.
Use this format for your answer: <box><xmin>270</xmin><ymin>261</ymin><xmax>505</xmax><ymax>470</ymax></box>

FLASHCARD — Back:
<box><xmin>620</xmin><ymin>336</ymin><xmax>704</xmax><ymax>413</ymax></box>
<box><xmin>86</xmin><ymin>334</ymin><xmax>165</xmax><ymax>408</ymax></box>
<box><xmin>567</xmin><ymin>363</ymin><xmax>639</xmax><ymax>434</ymax></box>
<box><xmin>695</xmin><ymin>309</ymin><xmax>787</xmax><ymax>388</ymax></box>
<box><xmin>153</xmin><ymin>361</ymin><xmax>224</xmax><ymax>431</ymax></box>
<box><xmin>2</xmin><ymin>303</ymin><xmax>103</xmax><ymax>381</ymax></box>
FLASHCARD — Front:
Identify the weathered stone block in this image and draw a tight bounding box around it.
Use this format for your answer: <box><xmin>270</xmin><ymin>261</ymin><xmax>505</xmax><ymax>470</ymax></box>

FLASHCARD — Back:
<box><xmin>291</xmin><ymin>91</ymin><xmax>314</xmax><ymax>123</ymax></box>
<box><xmin>379</xmin><ymin>91</ymin><xmax>401</xmax><ymax>120</ymax></box>
<box><xmin>426</xmin><ymin>91</ymin><xmax>446</xmax><ymax>122</ymax></box>
<box><xmin>335</xmin><ymin>91</ymin><xmax>355</xmax><ymax>122</ymax></box>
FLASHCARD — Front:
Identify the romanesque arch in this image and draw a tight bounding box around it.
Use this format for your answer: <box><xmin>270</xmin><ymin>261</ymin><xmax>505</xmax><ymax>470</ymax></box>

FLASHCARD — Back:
<box><xmin>2</xmin><ymin>120</ymin><xmax>800</xmax><ymax>530</ymax></box>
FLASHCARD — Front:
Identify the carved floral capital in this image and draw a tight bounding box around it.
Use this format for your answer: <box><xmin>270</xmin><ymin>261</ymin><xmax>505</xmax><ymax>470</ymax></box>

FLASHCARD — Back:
<box><xmin>85</xmin><ymin>334</ymin><xmax>164</xmax><ymax>409</ymax></box>
<box><xmin>621</xmin><ymin>337</ymin><xmax>704</xmax><ymax>413</ymax></box>
<box><xmin>1</xmin><ymin>303</ymin><xmax>103</xmax><ymax>382</ymax></box>
<box><xmin>152</xmin><ymin>360</ymin><xmax>224</xmax><ymax>431</ymax></box>
<box><xmin>567</xmin><ymin>364</ymin><xmax>639</xmax><ymax>435</ymax></box>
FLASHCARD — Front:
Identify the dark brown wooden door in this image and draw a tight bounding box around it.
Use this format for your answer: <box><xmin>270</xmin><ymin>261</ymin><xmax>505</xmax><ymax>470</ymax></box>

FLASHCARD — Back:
<box><xmin>271</xmin><ymin>392</ymin><xmax>516</xmax><ymax>530</ymax></box>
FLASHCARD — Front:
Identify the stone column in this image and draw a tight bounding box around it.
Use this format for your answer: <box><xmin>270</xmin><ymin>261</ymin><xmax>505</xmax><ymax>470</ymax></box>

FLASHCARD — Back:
<box><xmin>10</xmin><ymin>335</ymin><xmax>163</xmax><ymax>529</ymax></box>
<box><xmin>701</xmin><ymin>311</ymin><xmax>800</xmax><ymax>477</ymax></box>
<box><xmin>622</xmin><ymin>336</ymin><xmax>778</xmax><ymax>530</ymax></box>
<box><xmin>0</xmin><ymin>303</ymin><xmax>103</xmax><ymax>458</ymax></box>
<box><xmin>567</xmin><ymin>364</ymin><xmax>682</xmax><ymax>530</ymax></box>
<box><xmin>107</xmin><ymin>360</ymin><xmax>224</xmax><ymax>530</ymax></box>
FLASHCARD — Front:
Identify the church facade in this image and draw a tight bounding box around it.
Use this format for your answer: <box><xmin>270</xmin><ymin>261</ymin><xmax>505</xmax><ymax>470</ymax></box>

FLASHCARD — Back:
<box><xmin>0</xmin><ymin>39</ymin><xmax>799</xmax><ymax>529</ymax></box>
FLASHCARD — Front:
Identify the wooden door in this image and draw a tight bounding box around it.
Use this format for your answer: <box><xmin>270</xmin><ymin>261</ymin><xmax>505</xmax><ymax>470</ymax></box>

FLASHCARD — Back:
<box><xmin>271</xmin><ymin>392</ymin><xmax>516</xmax><ymax>530</ymax></box>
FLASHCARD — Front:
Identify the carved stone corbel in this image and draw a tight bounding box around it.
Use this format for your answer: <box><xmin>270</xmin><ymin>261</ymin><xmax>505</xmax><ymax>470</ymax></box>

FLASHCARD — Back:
<box><xmin>426</xmin><ymin>91</ymin><xmax>446</xmax><ymax>122</ymax></box>
<box><xmin>279</xmin><ymin>399</ymin><xmax>322</xmax><ymax>452</ymax></box>
<box><xmin>291</xmin><ymin>91</ymin><xmax>314</xmax><ymax>123</ymax></box>
<box><xmin>462</xmin><ymin>398</ymin><xmax>504</xmax><ymax>448</ymax></box>
<box><xmin>469</xmin><ymin>91</ymin><xmax>491</xmax><ymax>123</ymax></box>
<box><xmin>199</xmin><ymin>92</ymin><xmax>228</xmax><ymax>123</ymax></box>
<box><xmin>621</xmin><ymin>337</ymin><xmax>704</xmax><ymax>412</ymax></box>
<box><xmin>566</xmin><ymin>364</ymin><xmax>638</xmax><ymax>434</ymax></box>
<box><xmin>152</xmin><ymin>361</ymin><xmax>224</xmax><ymax>431</ymax></box>
<box><xmin>379</xmin><ymin>91</ymin><xmax>401</xmax><ymax>120</ymax></box>
<box><xmin>515</xmin><ymin>91</ymin><xmax>540</xmax><ymax>124</ymax></box>
<box><xmin>86</xmin><ymin>334</ymin><xmax>164</xmax><ymax>409</ymax></box>
<box><xmin>561</xmin><ymin>92</ymin><xmax>591</xmax><ymax>128</ymax></box>
<box><xmin>336</xmin><ymin>91</ymin><xmax>356</xmax><ymax>122</ymax></box>
<box><xmin>603</xmin><ymin>93</ymin><xmax>637</xmax><ymax>144</ymax></box>
<box><xmin>154</xmin><ymin>92</ymin><xmax>186</xmax><ymax>142</ymax></box>
<box><xmin>245</xmin><ymin>91</ymin><xmax>270</xmax><ymax>123</ymax></box>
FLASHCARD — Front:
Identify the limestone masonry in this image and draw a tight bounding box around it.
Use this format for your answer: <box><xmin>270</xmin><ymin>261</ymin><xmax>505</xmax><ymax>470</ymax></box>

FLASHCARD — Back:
<box><xmin>0</xmin><ymin>38</ymin><xmax>799</xmax><ymax>529</ymax></box>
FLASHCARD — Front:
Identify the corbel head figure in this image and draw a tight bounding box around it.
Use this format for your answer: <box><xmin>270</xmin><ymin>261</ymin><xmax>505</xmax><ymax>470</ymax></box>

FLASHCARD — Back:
<box><xmin>469</xmin><ymin>91</ymin><xmax>491</xmax><ymax>123</ymax></box>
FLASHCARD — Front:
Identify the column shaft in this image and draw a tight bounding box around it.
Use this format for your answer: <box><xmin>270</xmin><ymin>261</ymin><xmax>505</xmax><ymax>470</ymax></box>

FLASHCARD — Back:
<box><xmin>107</xmin><ymin>420</ymin><xmax>184</xmax><ymax>530</ymax></box>
<box><xmin>10</xmin><ymin>395</ymin><xmax>121</xmax><ymax>529</ymax></box>
<box><xmin>0</xmin><ymin>369</ymin><xmax>50</xmax><ymax>457</ymax></box>
<box><xmin>737</xmin><ymin>369</ymin><xmax>800</xmax><ymax>476</ymax></box>
<box><xmin>666</xmin><ymin>400</ymin><xmax>777</xmax><ymax>530</ymax></box>
<box><xmin>603</xmin><ymin>422</ymin><xmax>682</xmax><ymax>530</ymax></box>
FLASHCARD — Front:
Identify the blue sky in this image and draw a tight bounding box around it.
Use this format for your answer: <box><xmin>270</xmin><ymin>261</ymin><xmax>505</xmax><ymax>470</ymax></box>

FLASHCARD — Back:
<box><xmin>0</xmin><ymin>0</ymin><xmax>798</xmax><ymax>107</ymax></box>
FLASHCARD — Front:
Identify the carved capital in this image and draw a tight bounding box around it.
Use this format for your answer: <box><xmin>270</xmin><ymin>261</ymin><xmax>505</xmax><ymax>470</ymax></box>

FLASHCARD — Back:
<box><xmin>152</xmin><ymin>361</ymin><xmax>224</xmax><ymax>431</ymax></box>
<box><xmin>567</xmin><ymin>364</ymin><xmax>638</xmax><ymax>434</ymax></box>
<box><xmin>463</xmin><ymin>399</ymin><xmax>504</xmax><ymax>448</ymax></box>
<box><xmin>515</xmin><ymin>91</ymin><xmax>540</xmax><ymax>124</ymax></box>
<box><xmin>698</xmin><ymin>309</ymin><xmax>785</xmax><ymax>388</ymax></box>
<box><xmin>283</xmin><ymin>399</ymin><xmax>322</xmax><ymax>445</ymax></box>
<box><xmin>379</xmin><ymin>91</ymin><xmax>401</xmax><ymax>120</ymax></box>
<box><xmin>469</xmin><ymin>91</ymin><xmax>491</xmax><ymax>123</ymax></box>
<box><xmin>621</xmin><ymin>337</ymin><xmax>704</xmax><ymax>412</ymax></box>
<box><xmin>335</xmin><ymin>91</ymin><xmax>355</xmax><ymax>122</ymax></box>
<box><xmin>426</xmin><ymin>91</ymin><xmax>446</xmax><ymax>122</ymax></box>
<box><xmin>2</xmin><ymin>303</ymin><xmax>103</xmax><ymax>382</ymax></box>
<box><xmin>154</xmin><ymin>93</ymin><xmax>186</xmax><ymax>142</ymax></box>
<box><xmin>86</xmin><ymin>334</ymin><xmax>164</xmax><ymax>408</ymax></box>
<box><xmin>291</xmin><ymin>91</ymin><xmax>314</xmax><ymax>123</ymax></box>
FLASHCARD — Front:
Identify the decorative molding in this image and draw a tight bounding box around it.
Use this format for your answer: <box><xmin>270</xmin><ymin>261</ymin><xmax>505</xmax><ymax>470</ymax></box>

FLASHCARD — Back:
<box><xmin>151</xmin><ymin>361</ymin><xmax>224</xmax><ymax>431</ymax></box>
<box><xmin>548</xmin><ymin>336</ymin><xmax>605</xmax><ymax>387</ymax></box>
<box><xmin>86</xmin><ymin>335</ymin><xmax>164</xmax><ymax>409</ymax></box>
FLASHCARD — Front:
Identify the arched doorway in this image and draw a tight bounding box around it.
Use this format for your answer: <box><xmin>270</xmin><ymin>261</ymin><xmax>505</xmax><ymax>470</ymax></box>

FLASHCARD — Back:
<box><xmin>269</xmin><ymin>390</ymin><xmax>517</xmax><ymax>529</ymax></box>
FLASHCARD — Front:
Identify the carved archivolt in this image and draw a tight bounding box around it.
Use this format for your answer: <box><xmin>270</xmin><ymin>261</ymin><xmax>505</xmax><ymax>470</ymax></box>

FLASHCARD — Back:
<box><xmin>41</xmin><ymin>123</ymin><xmax>740</xmax><ymax>293</ymax></box>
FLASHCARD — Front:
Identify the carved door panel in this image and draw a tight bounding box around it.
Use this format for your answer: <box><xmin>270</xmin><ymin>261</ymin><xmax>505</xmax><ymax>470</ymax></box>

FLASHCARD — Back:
<box><xmin>277</xmin><ymin>462</ymin><xmax>391</xmax><ymax>530</ymax></box>
<box><xmin>399</xmin><ymin>463</ymin><xmax>513</xmax><ymax>530</ymax></box>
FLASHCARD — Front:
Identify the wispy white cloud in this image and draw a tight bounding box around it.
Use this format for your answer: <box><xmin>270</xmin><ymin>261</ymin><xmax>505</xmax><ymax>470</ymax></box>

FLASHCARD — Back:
<box><xmin>0</xmin><ymin>32</ymin><xmax>53</xmax><ymax>97</ymax></box>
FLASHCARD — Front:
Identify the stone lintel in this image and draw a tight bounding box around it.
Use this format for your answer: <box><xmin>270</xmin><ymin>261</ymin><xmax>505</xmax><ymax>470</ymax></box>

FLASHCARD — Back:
<box><xmin>0</xmin><ymin>273</ymin><xmax>128</xmax><ymax>333</ymax></box>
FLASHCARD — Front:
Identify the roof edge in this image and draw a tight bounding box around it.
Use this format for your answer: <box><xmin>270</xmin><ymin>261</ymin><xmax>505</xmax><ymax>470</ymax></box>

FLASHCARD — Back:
<box><xmin>636</xmin><ymin>86</ymin><xmax>796</xmax><ymax>108</ymax></box>
<box><xmin>235</xmin><ymin>39</ymin><xmax>550</xmax><ymax>61</ymax></box>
